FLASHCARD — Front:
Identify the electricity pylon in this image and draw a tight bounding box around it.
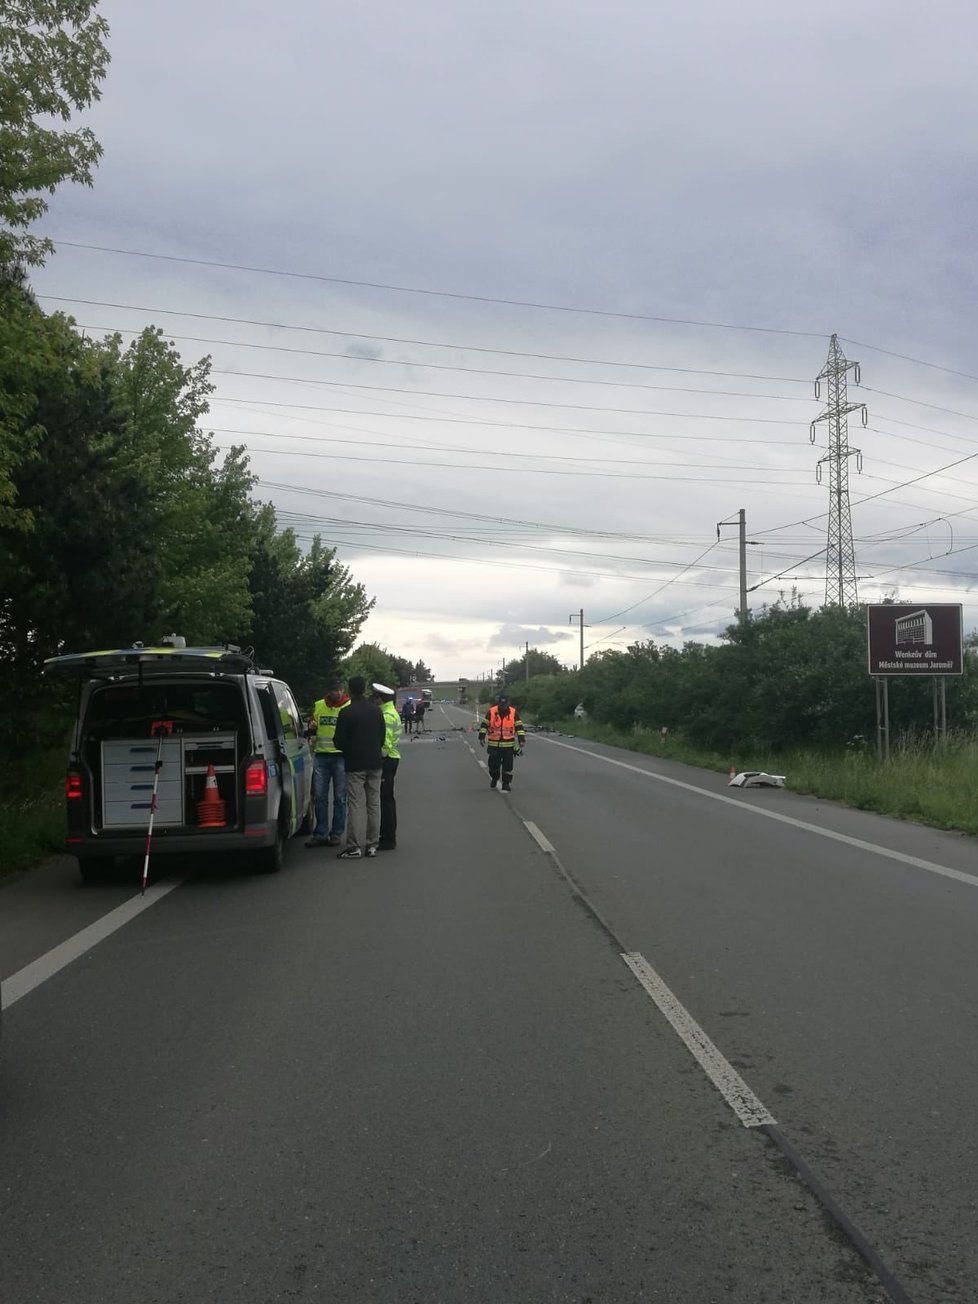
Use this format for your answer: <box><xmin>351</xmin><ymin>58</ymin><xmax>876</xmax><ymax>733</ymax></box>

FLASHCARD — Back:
<box><xmin>810</xmin><ymin>334</ymin><xmax>867</xmax><ymax>607</ymax></box>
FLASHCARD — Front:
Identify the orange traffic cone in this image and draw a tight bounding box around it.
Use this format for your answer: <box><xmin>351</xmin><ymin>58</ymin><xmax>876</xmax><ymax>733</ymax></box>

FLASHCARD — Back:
<box><xmin>197</xmin><ymin>764</ymin><xmax>227</xmax><ymax>828</ymax></box>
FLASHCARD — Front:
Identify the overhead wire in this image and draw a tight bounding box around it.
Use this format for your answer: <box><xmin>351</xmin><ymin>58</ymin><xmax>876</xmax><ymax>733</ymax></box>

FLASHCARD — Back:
<box><xmin>67</xmin><ymin>319</ymin><xmax>816</xmax><ymax>401</ymax></box>
<box><xmin>39</xmin><ymin>295</ymin><xmax>811</xmax><ymax>381</ymax></box>
<box><xmin>211</xmin><ymin>424</ymin><xmax>803</xmax><ymax>475</ymax></box>
<box><xmin>48</xmin><ymin>240</ymin><xmax>826</xmax><ymax>337</ymax></box>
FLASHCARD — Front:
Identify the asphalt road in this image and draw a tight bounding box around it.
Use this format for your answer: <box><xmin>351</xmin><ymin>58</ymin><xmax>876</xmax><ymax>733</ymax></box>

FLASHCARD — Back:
<box><xmin>2</xmin><ymin>701</ymin><xmax>975</xmax><ymax>1302</ymax></box>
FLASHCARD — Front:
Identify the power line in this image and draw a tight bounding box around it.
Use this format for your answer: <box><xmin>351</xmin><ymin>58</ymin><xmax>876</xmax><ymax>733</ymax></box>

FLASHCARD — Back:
<box><xmin>210</xmin><ymin>392</ymin><xmax>801</xmax><ymax>435</ymax></box>
<box><xmin>59</xmin><ymin>313</ymin><xmax>814</xmax><ymax>395</ymax></box>
<box><xmin>863</xmin><ymin>386</ymin><xmax>978</xmax><ymax>425</ymax></box>
<box><xmin>271</xmin><ymin>511</ymin><xmax>758</xmax><ymax>577</ymax></box>
<box><xmin>48</xmin><ymin>240</ymin><xmax>826</xmax><ymax>337</ymax></box>
<box><xmin>256</xmin><ymin>479</ymin><xmax>796</xmax><ymax>547</ymax></box>
<box><xmin>210</xmin><ymin>424</ymin><xmax>799</xmax><ymax>474</ymax></box>
<box><xmin>207</xmin><ymin>366</ymin><xmax>811</xmax><ymax>423</ymax></box>
<box><xmin>586</xmin><ymin>540</ymin><xmax>723</xmax><ymax>648</ymax></box>
<box><xmin>219</xmin><ymin>441</ymin><xmax>807</xmax><ymax>485</ymax></box>
<box><xmin>283</xmin><ymin>527</ymin><xmax>742</xmax><ymax>589</ymax></box>
<box><xmin>842</xmin><ymin>337</ymin><xmax>978</xmax><ymax>385</ymax></box>
<box><xmin>751</xmin><ymin>448</ymin><xmax>978</xmax><ymax>538</ymax></box>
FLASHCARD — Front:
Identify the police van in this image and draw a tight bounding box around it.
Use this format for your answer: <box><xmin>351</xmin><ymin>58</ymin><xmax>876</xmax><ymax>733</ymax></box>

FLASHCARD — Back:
<box><xmin>45</xmin><ymin>640</ymin><xmax>313</xmax><ymax>880</ymax></box>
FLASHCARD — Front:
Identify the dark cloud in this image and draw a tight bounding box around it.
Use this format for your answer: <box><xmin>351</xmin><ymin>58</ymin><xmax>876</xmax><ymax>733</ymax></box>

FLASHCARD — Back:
<box><xmin>343</xmin><ymin>342</ymin><xmax>384</xmax><ymax>362</ymax></box>
<box><xmin>488</xmin><ymin>624</ymin><xmax>574</xmax><ymax>649</ymax></box>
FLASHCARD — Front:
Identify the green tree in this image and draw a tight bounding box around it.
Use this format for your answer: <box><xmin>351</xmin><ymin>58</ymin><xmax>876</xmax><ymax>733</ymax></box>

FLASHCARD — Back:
<box><xmin>342</xmin><ymin>642</ymin><xmax>395</xmax><ymax>691</ymax></box>
<box><xmin>389</xmin><ymin>653</ymin><xmax>415</xmax><ymax>687</ymax></box>
<box><xmin>0</xmin><ymin>0</ymin><xmax>110</xmax><ymax>269</ymax></box>
<box><xmin>249</xmin><ymin>526</ymin><xmax>372</xmax><ymax>709</ymax></box>
<box><xmin>0</xmin><ymin>269</ymin><xmax>50</xmax><ymax>529</ymax></box>
<box><xmin>0</xmin><ymin>321</ymin><xmax>261</xmax><ymax>738</ymax></box>
<box><xmin>503</xmin><ymin>648</ymin><xmax>565</xmax><ymax>685</ymax></box>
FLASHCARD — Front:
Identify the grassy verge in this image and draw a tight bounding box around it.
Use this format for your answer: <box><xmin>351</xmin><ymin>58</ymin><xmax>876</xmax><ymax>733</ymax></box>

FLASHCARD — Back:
<box><xmin>540</xmin><ymin>719</ymin><xmax>978</xmax><ymax>836</ymax></box>
<box><xmin>0</xmin><ymin>747</ymin><xmax>66</xmax><ymax>880</ymax></box>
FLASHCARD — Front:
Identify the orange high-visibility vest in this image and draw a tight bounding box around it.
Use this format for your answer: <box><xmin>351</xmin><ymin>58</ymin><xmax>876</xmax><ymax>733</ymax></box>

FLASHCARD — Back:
<box><xmin>487</xmin><ymin>705</ymin><xmax>517</xmax><ymax>743</ymax></box>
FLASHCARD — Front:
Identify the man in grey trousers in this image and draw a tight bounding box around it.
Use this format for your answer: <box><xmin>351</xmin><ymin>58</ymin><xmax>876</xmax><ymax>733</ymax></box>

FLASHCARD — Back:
<box><xmin>331</xmin><ymin>675</ymin><xmax>386</xmax><ymax>859</ymax></box>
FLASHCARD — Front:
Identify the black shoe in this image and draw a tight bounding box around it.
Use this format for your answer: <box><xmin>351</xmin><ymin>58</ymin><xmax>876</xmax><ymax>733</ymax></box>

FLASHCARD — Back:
<box><xmin>501</xmin><ymin>783</ymin><xmax>512</xmax><ymax>792</ymax></box>
<box><xmin>377</xmin><ymin>842</ymin><xmax>396</xmax><ymax>851</ymax></box>
<box><xmin>489</xmin><ymin>778</ymin><xmax>497</xmax><ymax>789</ymax></box>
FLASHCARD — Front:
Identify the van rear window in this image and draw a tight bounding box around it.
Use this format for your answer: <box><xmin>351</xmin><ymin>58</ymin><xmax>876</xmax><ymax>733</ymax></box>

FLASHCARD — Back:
<box><xmin>86</xmin><ymin>682</ymin><xmax>245</xmax><ymax>735</ymax></box>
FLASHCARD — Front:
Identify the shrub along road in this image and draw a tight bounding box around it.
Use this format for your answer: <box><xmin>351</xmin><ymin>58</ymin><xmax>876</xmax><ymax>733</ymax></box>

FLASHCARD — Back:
<box><xmin>2</xmin><ymin>703</ymin><xmax>975</xmax><ymax>1301</ymax></box>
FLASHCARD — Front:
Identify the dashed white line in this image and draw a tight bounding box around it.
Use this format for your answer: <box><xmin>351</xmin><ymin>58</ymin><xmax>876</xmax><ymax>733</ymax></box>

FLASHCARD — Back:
<box><xmin>1</xmin><ymin>881</ymin><xmax>182</xmax><ymax>1010</ymax></box>
<box><xmin>621</xmin><ymin>951</ymin><xmax>777</xmax><ymax>1128</ymax></box>
<box><xmin>520</xmin><ymin>810</ymin><xmax>776</xmax><ymax>1129</ymax></box>
<box><xmin>539</xmin><ymin>734</ymin><xmax>978</xmax><ymax>891</ymax></box>
<box><xmin>524</xmin><ymin>821</ymin><xmax>556</xmax><ymax>855</ymax></box>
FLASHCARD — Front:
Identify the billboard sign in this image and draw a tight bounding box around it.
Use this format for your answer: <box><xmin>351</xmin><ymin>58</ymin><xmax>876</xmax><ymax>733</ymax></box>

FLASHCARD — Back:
<box><xmin>866</xmin><ymin>603</ymin><xmax>963</xmax><ymax>675</ymax></box>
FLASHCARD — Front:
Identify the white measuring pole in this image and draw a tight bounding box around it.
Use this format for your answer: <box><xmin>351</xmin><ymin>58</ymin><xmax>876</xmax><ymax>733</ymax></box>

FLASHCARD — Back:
<box><xmin>140</xmin><ymin>724</ymin><xmax>170</xmax><ymax>895</ymax></box>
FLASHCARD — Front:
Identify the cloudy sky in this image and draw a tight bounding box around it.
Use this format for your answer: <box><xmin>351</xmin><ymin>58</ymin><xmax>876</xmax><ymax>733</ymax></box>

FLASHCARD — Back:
<box><xmin>31</xmin><ymin>0</ymin><xmax>978</xmax><ymax>677</ymax></box>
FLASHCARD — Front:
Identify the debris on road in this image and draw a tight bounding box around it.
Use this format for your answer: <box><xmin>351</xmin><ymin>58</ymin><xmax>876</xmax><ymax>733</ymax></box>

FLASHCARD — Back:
<box><xmin>727</xmin><ymin>771</ymin><xmax>786</xmax><ymax>789</ymax></box>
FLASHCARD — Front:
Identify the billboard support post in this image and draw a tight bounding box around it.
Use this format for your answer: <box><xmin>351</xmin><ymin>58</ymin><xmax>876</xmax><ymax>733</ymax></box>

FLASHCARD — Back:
<box><xmin>875</xmin><ymin>677</ymin><xmax>890</xmax><ymax>763</ymax></box>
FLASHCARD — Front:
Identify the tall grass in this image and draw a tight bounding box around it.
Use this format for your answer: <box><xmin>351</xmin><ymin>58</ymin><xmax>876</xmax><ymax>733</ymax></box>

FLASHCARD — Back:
<box><xmin>0</xmin><ymin>746</ymin><xmax>66</xmax><ymax>879</ymax></box>
<box><xmin>543</xmin><ymin>719</ymin><xmax>978</xmax><ymax>835</ymax></box>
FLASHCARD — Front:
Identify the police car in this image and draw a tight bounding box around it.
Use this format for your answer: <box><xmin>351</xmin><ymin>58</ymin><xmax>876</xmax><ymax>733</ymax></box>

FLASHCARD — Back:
<box><xmin>45</xmin><ymin>639</ymin><xmax>313</xmax><ymax>879</ymax></box>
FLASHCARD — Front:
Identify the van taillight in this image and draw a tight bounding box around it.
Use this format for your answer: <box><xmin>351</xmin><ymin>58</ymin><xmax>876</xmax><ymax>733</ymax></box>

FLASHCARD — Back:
<box><xmin>245</xmin><ymin>760</ymin><xmax>267</xmax><ymax>797</ymax></box>
<box><xmin>66</xmin><ymin>771</ymin><xmax>84</xmax><ymax>801</ymax></box>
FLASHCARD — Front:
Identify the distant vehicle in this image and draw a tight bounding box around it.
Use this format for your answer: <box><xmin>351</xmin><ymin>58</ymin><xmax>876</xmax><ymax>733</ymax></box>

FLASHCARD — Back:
<box><xmin>395</xmin><ymin>684</ymin><xmax>432</xmax><ymax>711</ymax></box>
<box><xmin>44</xmin><ymin>640</ymin><xmax>313</xmax><ymax>880</ymax></box>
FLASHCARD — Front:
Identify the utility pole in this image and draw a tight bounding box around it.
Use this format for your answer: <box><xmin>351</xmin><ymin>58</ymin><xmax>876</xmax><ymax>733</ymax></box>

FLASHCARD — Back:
<box><xmin>569</xmin><ymin>609</ymin><xmax>587</xmax><ymax>671</ymax></box>
<box><xmin>525</xmin><ymin>640</ymin><xmax>530</xmax><ymax>682</ymax></box>
<box><xmin>811</xmin><ymin>334</ymin><xmax>867</xmax><ymax>607</ymax></box>
<box><xmin>716</xmin><ymin>509</ymin><xmax>749</xmax><ymax>624</ymax></box>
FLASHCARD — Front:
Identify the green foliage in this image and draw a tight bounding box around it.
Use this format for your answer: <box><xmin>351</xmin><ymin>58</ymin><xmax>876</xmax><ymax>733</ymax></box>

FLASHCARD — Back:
<box><xmin>0</xmin><ymin>323</ymin><xmax>259</xmax><ymax>690</ymax></box>
<box><xmin>0</xmin><ymin>0</ymin><xmax>110</xmax><ymax>268</ymax></box>
<box><xmin>342</xmin><ymin>643</ymin><xmax>396</xmax><ymax>692</ymax></box>
<box><xmin>0</xmin><ymin>305</ymin><xmax>378</xmax><ymax>763</ymax></box>
<box><xmin>0</xmin><ymin>270</ymin><xmax>45</xmax><ymax>528</ymax></box>
<box><xmin>340</xmin><ymin>644</ymin><xmax>435</xmax><ymax>696</ymax></box>
<box><xmin>503</xmin><ymin>648</ymin><xmax>566</xmax><ymax>685</ymax></box>
<box><xmin>250</xmin><ymin>527</ymin><xmax>372</xmax><ymax>708</ymax></box>
<box><xmin>520</xmin><ymin>598</ymin><xmax>978</xmax><ymax>752</ymax></box>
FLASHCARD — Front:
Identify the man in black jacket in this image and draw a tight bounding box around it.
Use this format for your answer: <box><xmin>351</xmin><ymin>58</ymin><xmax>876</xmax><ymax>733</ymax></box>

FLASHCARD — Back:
<box><xmin>332</xmin><ymin>676</ymin><xmax>386</xmax><ymax>859</ymax></box>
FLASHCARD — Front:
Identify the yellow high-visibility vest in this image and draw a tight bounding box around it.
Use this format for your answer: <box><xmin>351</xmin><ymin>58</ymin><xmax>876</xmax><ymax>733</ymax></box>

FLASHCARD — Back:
<box><xmin>313</xmin><ymin>698</ymin><xmax>349</xmax><ymax>753</ymax></box>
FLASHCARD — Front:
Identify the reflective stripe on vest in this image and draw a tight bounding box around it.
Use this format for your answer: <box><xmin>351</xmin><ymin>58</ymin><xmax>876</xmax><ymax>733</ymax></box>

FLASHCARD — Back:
<box><xmin>314</xmin><ymin>698</ymin><xmax>348</xmax><ymax>753</ymax></box>
<box><xmin>487</xmin><ymin>705</ymin><xmax>517</xmax><ymax>744</ymax></box>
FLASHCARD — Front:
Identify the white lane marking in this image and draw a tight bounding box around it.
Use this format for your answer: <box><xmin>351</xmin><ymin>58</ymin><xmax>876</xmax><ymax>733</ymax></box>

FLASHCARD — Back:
<box><xmin>622</xmin><ymin>951</ymin><xmax>777</xmax><ymax>1128</ymax></box>
<box><xmin>524</xmin><ymin>820</ymin><xmax>556</xmax><ymax>854</ymax></box>
<box><xmin>539</xmin><ymin>735</ymin><xmax>978</xmax><ymax>891</ymax></box>
<box><xmin>464</xmin><ymin>740</ymin><xmax>488</xmax><ymax>770</ymax></box>
<box><xmin>1</xmin><ymin>881</ymin><xmax>182</xmax><ymax>1010</ymax></box>
<box><xmin>519</xmin><ymin>810</ymin><xmax>775</xmax><ymax>1128</ymax></box>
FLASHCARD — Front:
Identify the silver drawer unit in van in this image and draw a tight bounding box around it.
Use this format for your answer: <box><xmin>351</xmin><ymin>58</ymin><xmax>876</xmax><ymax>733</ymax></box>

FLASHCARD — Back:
<box><xmin>101</xmin><ymin>739</ymin><xmax>184</xmax><ymax>827</ymax></box>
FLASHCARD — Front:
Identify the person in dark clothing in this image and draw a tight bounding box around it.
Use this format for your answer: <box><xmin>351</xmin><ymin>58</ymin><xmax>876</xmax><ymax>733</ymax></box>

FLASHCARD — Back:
<box><xmin>332</xmin><ymin>676</ymin><xmax>386</xmax><ymax>859</ymax></box>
